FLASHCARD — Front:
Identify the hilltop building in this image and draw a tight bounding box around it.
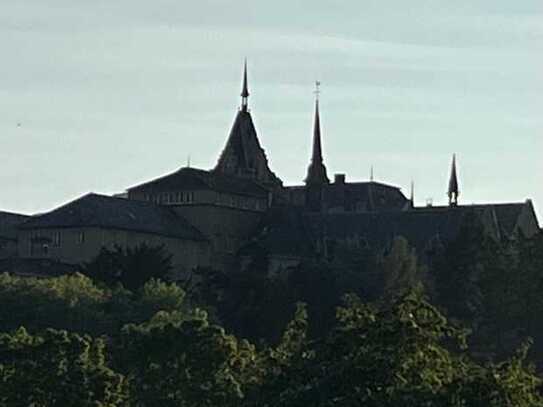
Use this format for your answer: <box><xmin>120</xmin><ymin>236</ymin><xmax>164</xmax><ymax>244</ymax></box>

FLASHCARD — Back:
<box><xmin>2</xmin><ymin>63</ymin><xmax>540</xmax><ymax>278</ymax></box>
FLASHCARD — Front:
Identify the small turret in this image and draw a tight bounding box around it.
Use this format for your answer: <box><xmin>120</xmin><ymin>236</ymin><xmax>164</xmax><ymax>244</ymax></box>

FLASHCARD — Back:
<box><xmin>448</xmin><ymin>154</ymin><xmax>460</xmax><ymax>206</ymax></box>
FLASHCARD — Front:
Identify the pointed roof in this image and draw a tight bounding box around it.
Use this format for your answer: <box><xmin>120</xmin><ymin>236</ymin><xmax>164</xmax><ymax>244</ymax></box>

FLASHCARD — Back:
<box><xmin>305</xmin><ymin>98</ymin><xmax>330</xmax><ymax>185</ymax></box>
<box><xmin>214</xmin><ymin>62</ymin><xmax>281</xmax><ymax>186</ymax></box>
<box><xmin>448</xmin><ymin>154</ymin><xmax>459</xmax><ymax>206</ymax></box>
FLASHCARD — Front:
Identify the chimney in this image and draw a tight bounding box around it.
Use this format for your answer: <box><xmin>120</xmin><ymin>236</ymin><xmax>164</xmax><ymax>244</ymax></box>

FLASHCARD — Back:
<box><xmin>334</xmin><ymin>173</ymin><xmax>346</xmax><ymax>184</ymax></box>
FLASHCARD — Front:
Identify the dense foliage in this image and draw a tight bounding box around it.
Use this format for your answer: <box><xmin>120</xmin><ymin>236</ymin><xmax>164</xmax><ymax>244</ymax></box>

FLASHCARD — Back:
<box><xmin>82</xmin><ymin>243</ymin><xmax>173</xmax><ymax>290</ymax></box>
<box><xmin>1</xmin><ymin>225</ymin><xmax>543</xmax><ymax>405</ymax></box>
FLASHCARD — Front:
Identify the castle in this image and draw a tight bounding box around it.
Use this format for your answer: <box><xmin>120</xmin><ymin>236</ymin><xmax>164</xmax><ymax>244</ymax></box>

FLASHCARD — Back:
<box><xmin>0</xmin><ymin>63</ymin><xmax>540</xmax><ymax>278</ymax></box>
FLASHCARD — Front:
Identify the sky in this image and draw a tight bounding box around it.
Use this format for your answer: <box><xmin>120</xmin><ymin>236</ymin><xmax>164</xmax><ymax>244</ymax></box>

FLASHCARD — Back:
<box><xmin>1</xmin><ymin>0</ymin><xmax>542</xmax><ymax>219</ymax></box>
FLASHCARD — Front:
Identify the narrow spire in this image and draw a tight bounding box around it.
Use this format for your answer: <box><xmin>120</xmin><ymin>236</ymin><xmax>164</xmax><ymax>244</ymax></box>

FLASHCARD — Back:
<box><xmin>241</xmin><ymin>59</ymin><xmax>249</xmax><ymax>112</ymax></box>
<box><xmin>370</xmin><ymin>166</ymin><xmax>374</xmax><ymax>182</ymax></box>
<box><xmin>312</xmin><ymin>81</ymin><xmax>322</xmax><ymax>165</ymax></box>
<box><xmin>448</xmin><ymin>154</ymin><xmax>460</xmax><ymax>206</ymax></box>
<box><xmin>305</xmin><ymin>81</ymin><xmax>329</xmax><ymax>185</ymax></box>
<box><xmin>410</xmin><ymin>180</ymin><xmax>415</xmax><ymax>205</ymax></box>
<box><xmin>312</xmin><ymin>99</ymin><xmax>323</xmax><ymax>163</ymax></box>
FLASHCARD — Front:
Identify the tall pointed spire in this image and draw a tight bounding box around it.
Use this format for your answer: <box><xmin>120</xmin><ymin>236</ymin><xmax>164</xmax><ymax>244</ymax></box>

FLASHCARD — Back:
<box><xmin>410</xmin><ymin>180</ymin><xmax>415</xmax><ymax>205</ymax></box>
<box><xmin>214</xmin><ymin>61</ymin><xmax>282</xmax><ymax>187</ymax></box>
<box><xmin>241</xmin><ymin>59</ymin><xmax>249</xmax><ymax>112</ymax></box>
<box><xmin>305</xmin><ymin>81</ymin><xmax>330</xmax><ymax>185</ymax></box>
<box><xmin>448</xmin><ymin>154</ymin><xmax>459</xmax><ymax>206</ymax></box>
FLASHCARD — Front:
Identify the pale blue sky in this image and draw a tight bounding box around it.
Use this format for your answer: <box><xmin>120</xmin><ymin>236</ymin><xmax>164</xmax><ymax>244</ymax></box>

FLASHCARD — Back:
<box><xmin>1</xmin><ymin>1</ymin><xmax>542</xmax><ymax>218</ymax></box>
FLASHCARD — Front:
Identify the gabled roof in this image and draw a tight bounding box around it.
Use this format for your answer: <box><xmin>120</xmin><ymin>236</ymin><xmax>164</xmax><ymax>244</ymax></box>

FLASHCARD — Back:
<box><xmin>0</xmin><ymin>211</ymin><xmax>30</xmax><ymax>240</ymax></box>
<box><xmin>284</xmin><ymin>181</ymin><xmax>409</xmax><ymax>212</ymax></box>
<box><xmin>128</xmin><ymin>167</ymin><xmax>269</xmax><ymax>197</ymax></box>
<box><xmin>19</xmin><ymin>193</ymin><xmax>206</xmax><ymax>241</ymax></box>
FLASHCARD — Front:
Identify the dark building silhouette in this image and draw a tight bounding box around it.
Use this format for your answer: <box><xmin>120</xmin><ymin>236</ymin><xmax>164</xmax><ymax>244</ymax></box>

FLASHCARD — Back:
<box><xmin>6</xmin><ymin>63</ymin><xmax>540</xmax><ymax>278</ymax></box>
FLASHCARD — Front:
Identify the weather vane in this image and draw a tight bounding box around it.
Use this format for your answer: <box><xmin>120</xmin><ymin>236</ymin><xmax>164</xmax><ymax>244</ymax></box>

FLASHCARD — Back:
<box><xmin>314</xmin><ymin>80</ymin><xmax>321</xmax><ymax>101</ymax></box>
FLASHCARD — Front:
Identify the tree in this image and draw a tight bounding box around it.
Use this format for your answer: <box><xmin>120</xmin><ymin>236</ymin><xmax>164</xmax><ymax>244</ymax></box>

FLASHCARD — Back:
<box><xmin>116</xmin><ymin>309</ymin><xmax>258</xmax><ymax>407</ymax></box>
<box><xmin>82</xmin><ymin>243</ymin><xmax>173</xmax><ymax>290</ymax></box>
<box><xmin>0</xmin><ymin>272</ymin><xmax>110</xmax><ymax>334</ymax></box>
<box><xmin>255</xmin><ymin>290</ymin><xmax>543</xmax><ymax>407</ymax></box>
<box><xmin>381</xmin><ymin>236</ymin><xmax>424</xmax><ymax>299</ymax></box>
<box><xmin>0</xmin><ymin>327</ymin><xmax>128</xmax><ymax>407</ymax></box>
<box><xmin>0</xmin><ymin>273</ymin><xmax>188</xmax><ymax>336</ymax></box>
<box><xmin>433</xmin><ymin>212</ymin><xmax>491</xmax><ymax>323</ymax></box>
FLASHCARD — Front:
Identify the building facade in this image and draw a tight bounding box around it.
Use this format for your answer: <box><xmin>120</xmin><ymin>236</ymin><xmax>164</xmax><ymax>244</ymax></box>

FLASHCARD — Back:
<box><xmin>5</xmin><ymin>63</ymin><xmax>541</xmax><ymax>278</ymax></box>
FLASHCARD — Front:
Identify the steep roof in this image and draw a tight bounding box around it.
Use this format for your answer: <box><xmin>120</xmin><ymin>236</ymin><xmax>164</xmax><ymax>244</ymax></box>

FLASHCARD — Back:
<box><xmin>128</xmin><ymin>167</ymin><xmax>269</xmax><ymax>197</ymax></box>
<box><xmin>305</xmin><ymin>100</ymin><xmax>330</xmax><ymax>185</ymax></box>
<box><xmin>19</xmin><ymin>193</ymin><xmax>206</xmax><ymax>241</ymax></box>
<box><xmin>0</xmin><ymin>211</ymin><xmax>30</xmax><ymax>240</ymax></box>
<box><xmin>214</xmin><ymin>110</ymin><xmax>281</xmax><ymax>186</ymax></box>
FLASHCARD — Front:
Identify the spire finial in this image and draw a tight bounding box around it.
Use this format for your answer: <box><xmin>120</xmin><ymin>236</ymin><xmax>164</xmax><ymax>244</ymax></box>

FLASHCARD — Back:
<box><xmin>448</xmin><ymin>153</ymin><xmax>460</xmax><ymax>206</ymax></box>
<box><xmin>370</xmin><ymin>165</ymin><xmax>374</xmax><ymax>182</ymax></box>
<box><xmin>410</xmin><ymin>180</ymin><xmax>415</xmax><ymax>205</ymax></box>
<box><xmin>241</xmin><ymin>59</ymin><xmax>249</xmax><ymax>111</ymax></box>
<box><xmin>314</xmin><ymin>80</ymin><xmax>321</xmax><ymax>102</ymax></box>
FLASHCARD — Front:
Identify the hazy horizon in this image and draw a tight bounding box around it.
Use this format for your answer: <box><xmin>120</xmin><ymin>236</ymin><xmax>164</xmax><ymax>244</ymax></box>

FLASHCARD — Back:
<box><xmin>1</xmin><ymin>1</ymin><xmax>541</xmax><ymax>219</ymax></box>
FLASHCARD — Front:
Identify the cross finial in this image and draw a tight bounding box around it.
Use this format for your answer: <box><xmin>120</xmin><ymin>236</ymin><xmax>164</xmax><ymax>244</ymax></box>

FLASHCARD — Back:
<box><xmin>314</xmin><ymin>81</ymin><xmax>321</xmax><ymax>101</ymax></box>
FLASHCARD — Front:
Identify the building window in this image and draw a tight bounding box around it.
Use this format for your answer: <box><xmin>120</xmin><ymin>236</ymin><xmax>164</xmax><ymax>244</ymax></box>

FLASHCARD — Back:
<box><xmin>52</xmin><ymin>232</ymin><xmax>61</xmax><ymax>247</ymax></box>
<box><xmin>77</xmin><ymin>231</ymin><xmax>85</xmax><ymax>245</ymax></box>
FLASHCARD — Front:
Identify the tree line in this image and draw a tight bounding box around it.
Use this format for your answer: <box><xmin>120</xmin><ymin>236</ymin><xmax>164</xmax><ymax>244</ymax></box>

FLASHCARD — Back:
<box><xmin>1</xmin><ymin>214</ymin><xmax>543</xmax><ymax>406</ymax></box>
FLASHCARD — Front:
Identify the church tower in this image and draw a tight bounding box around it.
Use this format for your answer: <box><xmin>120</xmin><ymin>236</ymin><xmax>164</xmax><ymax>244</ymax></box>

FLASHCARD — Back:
<box><xmin>214</xmin><ymin>61</ymin><xmax>281</xmax><ymax>188</ymax></box>
<box><xmin>305</xmin><ymin>82</ymin><xmax>330</xmax><ymax>211</ymax></box>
